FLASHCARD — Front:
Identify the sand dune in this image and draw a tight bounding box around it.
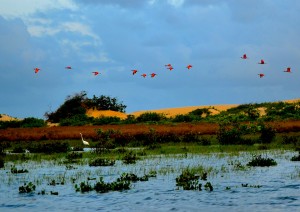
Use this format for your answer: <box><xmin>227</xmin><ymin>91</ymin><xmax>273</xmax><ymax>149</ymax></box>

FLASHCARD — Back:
<box><xmin>0</xmin><ymin>114</ymin><xmax>20</xmax><ymax>121</ymax></box>
<box><xmin>2</xmin><ymin>98</ymin><xmax>300</xmax><ymax>121</ymax></box>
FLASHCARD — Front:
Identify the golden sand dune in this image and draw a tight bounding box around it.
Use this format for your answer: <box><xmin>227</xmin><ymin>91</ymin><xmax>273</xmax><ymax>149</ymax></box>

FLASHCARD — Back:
<box><xmin>130</xmin><ymin>104</ymin><xmax>239</xmax><ymax>118</ymax></box>
<box><xmin>86</xmin><ymin>109</ymin><xmax>128</xmax><ymax>120</ymax></box>
<box><xmin>0</xmin><ymin>114</ymin><xmax>20</xmax><ymax>121</ymax></box>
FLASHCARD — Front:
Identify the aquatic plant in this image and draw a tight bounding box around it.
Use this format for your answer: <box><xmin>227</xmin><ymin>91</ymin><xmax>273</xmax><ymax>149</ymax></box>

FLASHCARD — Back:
<box><xmin>11</xmin><ymin>165</ymin><xmax>29</xmax><ymax>173</ymax></box>
<box><xmin>89</xmin><ymin>158</ymin><xmax>115</xmax><ymax>166</ymax></box>
<box><xmin>176</xmin><ymin>168</ymin><xmax>202</xmax><ymax>190</ymax></box>
<box><xmin>122</xmin><ymin>152</ymin><xmax>139</xmax><ymax>164</ymax></box>
<box><xmin>66</xmin><ymin>152</ymin><xmax>83</xmax><ymax>161</ymax></box>
<box><xmin>241</xmin><ymin>183</ymin><xmax>262</xmax><ymax>188</ymax></box>
<box><xmin>75</xmin><ymin>181</ymin><xmax>93</xmax><ymax>193</ymax></box>
<box><xmin>19</xmin><ymin>182</ymin><xmax>36</xmax><ymax>193</ymax></box>
<box><xmin>247</xmin><ymin>155</ymin><xmax>277</xmax><ymax>167</ymax></box>
<box><xmin>0</xmin><ymin>157</ymin><xmax>4</xmax><ymax>168</ymax></box>
<box><xmin>204</xmin><ymin>182</ymin><xmax>213</xmax><ymax>191</ymax></box>
<box><xmin>290</xmin><ymin>152</ymin><xmax>300</xmax><ymax>161</ymax></box>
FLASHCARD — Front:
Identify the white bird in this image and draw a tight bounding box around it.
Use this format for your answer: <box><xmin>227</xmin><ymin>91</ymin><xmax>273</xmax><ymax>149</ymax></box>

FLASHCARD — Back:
<box><xmin>80</xmin><ymin>133</ymin><xmax>90</xmax><ymax>145</ymax></box>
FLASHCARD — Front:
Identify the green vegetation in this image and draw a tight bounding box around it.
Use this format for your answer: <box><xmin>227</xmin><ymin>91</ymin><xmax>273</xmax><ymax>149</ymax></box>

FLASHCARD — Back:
<box><xmin>0</xmin><ymin>117</ymin><xmax>46</xmax><ymax>129</ymax></box>
<box><xmin>19</xmin><ymin>182</ymin><xmax>36</xmax><ymax>193</ymax></box>
<box><xmin>247</xmin><ymin>155</ymin><xmax>277</xmax><ymax>167</ymax></box>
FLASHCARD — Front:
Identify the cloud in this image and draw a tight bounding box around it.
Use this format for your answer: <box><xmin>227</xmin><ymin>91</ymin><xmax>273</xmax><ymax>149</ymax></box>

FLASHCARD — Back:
<box><xmin>0</xmin><ymin>0</ymin><xmax>77</xmax><ymax>19</ymax></box>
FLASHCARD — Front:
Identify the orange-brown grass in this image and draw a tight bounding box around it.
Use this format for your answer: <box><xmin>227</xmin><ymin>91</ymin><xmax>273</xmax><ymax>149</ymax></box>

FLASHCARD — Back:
<box><xmin>1</xmin><ymin>120</ymin><xmax>300</xmax><ymax>142</ymax></box>
<box><xmin>0</xmin><ymin>123</ymin><xmax>218</xmax><ymax>142</ymax></box>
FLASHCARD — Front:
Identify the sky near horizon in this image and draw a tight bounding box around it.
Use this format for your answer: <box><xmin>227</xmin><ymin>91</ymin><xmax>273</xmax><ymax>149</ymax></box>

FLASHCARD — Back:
<box><xmin>0</xmin><ymin>0</ymin><xmax>300</xmax><ymax>119</ymax></box>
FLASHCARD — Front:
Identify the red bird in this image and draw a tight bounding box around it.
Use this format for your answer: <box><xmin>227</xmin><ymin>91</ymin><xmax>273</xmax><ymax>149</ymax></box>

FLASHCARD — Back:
<box><xmin>151</xmin><ymin>73</ymin><xmax>157</xmax><ymax>78</ymax></box>
<box><xmin>34</xmin><ymin>67</ymin><xmax>40</xmax><ymax>74</ymax></box>
<box><xmin>141</xmin><ymin>73</ymin><xmax>147</xmax><ymax>78</ymax></box>
<box><xmin>241</xmin><ymin>54</ymin><xmax>248</xmax><ymax>59</ymax></box>
<box><xmin>165</xmin><ymin>64</ymin><xmax>172</xmax><ymax>67</ymax></box>
<box><xmin>167</xmin><ymin>66</ymin><xmax>174</xmax><ymax>71</ymax></box>
<box><xmin>186</xmin><ymin>64</ymin><xmax>192</xmax><ymax>69</ymax></box>
<box><xmin>258</xmin><ymin>59</ymin><xmax>266</xmax><ymax>64</ymax></box>
<box><xmin>258</xmin><ymin>73</ymin><xmax>265</xmax><ymax>78</ymax></box>
<box><xmin>92</xmin><ymin>71</ymin><xmax>99</xmax><ymax>76</ymax></box>
<box><xmin>284</xmin><ymin>67</ymin><xmax>291</xmax><ymax>73</ymax></box>
<box><xmin>132</xmin><ymin>70</ymin><xmax>138</xmax><ymax>75</ymax></box>
<box><xmin>65</xmin><ymin>66</ymin><xmax>72</xmax><ymax>69</ymax></box>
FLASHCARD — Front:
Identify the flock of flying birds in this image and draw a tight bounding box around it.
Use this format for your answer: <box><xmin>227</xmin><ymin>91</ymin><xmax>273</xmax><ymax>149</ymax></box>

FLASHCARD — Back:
<box><xmin>240</xmin><ymin>53</ymin><xmax>292</xmax><ymax>78</ymax></box>
<box><xmin>33</xmin><ymin>54</ymin><xmax>293</xmax><ymax>79</ymax></box>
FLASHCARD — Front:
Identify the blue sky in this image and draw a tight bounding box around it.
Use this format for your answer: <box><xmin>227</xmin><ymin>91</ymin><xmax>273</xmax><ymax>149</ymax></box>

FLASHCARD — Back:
<box><xmin>1</xmin><ymin>0</ymin><xmax>300</xmax><ymax>119</ymax></box>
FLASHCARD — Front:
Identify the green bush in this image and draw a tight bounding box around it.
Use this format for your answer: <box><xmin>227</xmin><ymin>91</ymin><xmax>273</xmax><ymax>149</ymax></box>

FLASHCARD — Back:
<box><xmin>92</xmin><ymin>116</ymin><xmax>121</xmax><ymax>125</ymax></box>
<box><xmin>136</xmin><ymin>112</ymin><xmax>167</xmax><ymax>123</ymax></box>
<box><xmin>21</xmin><ymin>117</ymin><xmax>46</xmax><ymax>128</ymax></box>
<box><xmin>59</xmin><ymin>114</ymin><xmax>92</xmax><ymax>126</ymax></box>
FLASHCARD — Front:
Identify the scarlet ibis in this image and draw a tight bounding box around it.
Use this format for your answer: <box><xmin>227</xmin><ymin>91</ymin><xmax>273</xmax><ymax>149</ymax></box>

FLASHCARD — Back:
<box><xmin>186</xmin><ymin>64</ymin><xmax>192</xmax><ymax>69</ymax></box>
<box><xmin>167</xmin><ymin>66</ymin><xmax>174</xmax><ymax>71</ymax></box>
<box><xmin>34</xmin><ymin>67</ymin><xmax>40</xmax><ymax>74</ymax></box>
<box><xmin>65</xmin><ymin>66</ymin><xmax>72</xmax><ymax>69</ymax></box>
<box><xmin>141</xmin><ymin>74</ymin><xmax>147</xmax><ymax>78</ymax></box>
<box><xmin>258</xmin><ymin>59</ymin><xmax>266</xmax><ymax>64</ymax></box>
<box><xmin>258</xmin><ymin>73</ymin><xmax>265</xmax><ymax>78</ymax></box>
<box><xmin>132</xmin><ymin>70</ymin><xmax>138</xmax><ymax>75</ymax></box>
<box><xmin>151</xmin><ymin>73</ymin><xmax>157</xmax><ymax>78</ymax></box>
<box><xmin>165</xmin><ymin>64</ymin><xmax>172</xmax><ymax>67</ymax></box>
<box><xmin>284</xmin><ymin>67</ymin><xmax>291</xmax><ymax>73</ymax></box>
<box><xmin>241</xmin><ymin>54</ymin><xmax>248</xmax><ymax>59</ymax></box>
<box><xmin>92</xmin><ymin>71</ymin><xmax>99</xmax><ymax>76</ymax></box>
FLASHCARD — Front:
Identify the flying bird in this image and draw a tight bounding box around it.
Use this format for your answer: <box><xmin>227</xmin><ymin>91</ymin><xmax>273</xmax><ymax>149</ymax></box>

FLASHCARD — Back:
<box><xmin>141</xmin><ymin>73</ymin><xmax>147</xmax><ymax>78</ymax></box>
<box><xmin>165</xmin><ymin>64</ymin><xmax>172</xmax><ymax>67</ymax></box>
<box><xmin>132</xmin><ymin>69</ymin><xmax>138</xmax><ymax>75</ymax></box>
<box><xmin>167</xmin><ymin>66</ymin><xmax>174</xmax><ymax>71</ymax></box>
<box><xmin>80</xmin><ymin>133</ymin><xmax>89</xmax><ymax>145</ymax></box>
<box><xmin>151</xmin><ymin>73</ymin><xmax>157</xmax><ymax>78</ymax></box>
<box><xmin>186</xmin><ymin>64</ymin><xmax>192</xmax><ymax>69</ymax></box>
<box><xmin>65</xmin><ymin>66</ymin><xmax>72</xmax><ymax>69</ymax></box>
<box><xmin>241</xmin><ymin>54</ymin><xmax>248</xmax><ymax>59</ymax></box>
<box><xmin>34</xmin><ymin>67</ymin><xmax>40</xmax><ymax>74</ymax></box>
<box><xmin>258</xmin><ymin>59</ymin><xmax>266</xmax><ymax>64</ymax></box>
<box><xmin>284</xmin><ymin>67</ymin><xmax>291</xmax><ymax>73</ymax></box>
<box><xmin>92</xmin><ymin>71</ymin><xmax>99</xmax><ymax>76</ymax></box>
<box><xmin>258</xmin><ymin>73</ymin><xmax>265</xmax><ymax>78</ymax></box>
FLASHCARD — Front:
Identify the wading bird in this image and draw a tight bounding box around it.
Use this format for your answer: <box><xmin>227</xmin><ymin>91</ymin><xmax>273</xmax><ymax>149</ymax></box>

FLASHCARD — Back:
<box><xmin>34</xmin><ymin>67</ymin><xmax>40</xmax><ymax>74</ymax></box>
<box><xmin>132</xmin><ymin>70</ymin><xmax>138</xmax><ymax>75</ymax></box>
<box><xmin>80</xmin><ymin>133</ymin><xmax>89</xmax><ymax>145</ymax></box>
<box><xmin>186</xmin><ymin>64</ymin><xmax>192</xmax><ymax>69</ymax></box>
<box><xmin>151</xmin><ymin>73</ymin><xmax>157</xmax><ymax>78</ymax></box>
<box><xmin>65</xmin><ymin>66</ymin><xmax>72</xmax><ymax>69</ymax></box>
<box><xmin>141</xmin><ymin>73</ymin><xmax>147</xmax><ymax>78</ymax></box>
<box><xmin>258</xmin><ymin>59</ymin><xmax>266</xmax><ymax>64</ymax></box>
<box><xmin>241</xmin><ymin>54</ymin><xmax>248</xmax><ymax>59</ymax></box>
<box><xmin>92</xmin><ymin>71</ymin><xmax>99</xmax><ymax>76</ymax></box>
<box><xmin>258</xmin><ymin>73</ymin><xmax>265</xmax><ymax>78</ymax></box>
<box><xmin>284</xmin><ymin>67</ymin><xmax>291</xmax><ymax>73</ymax></box>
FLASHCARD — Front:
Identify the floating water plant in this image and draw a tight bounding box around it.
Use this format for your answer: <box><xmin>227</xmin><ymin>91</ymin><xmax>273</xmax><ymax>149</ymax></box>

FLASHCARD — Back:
<box><xmin>241</xmin><ymin>183</ymin><xmax>262</xmax><ymax>188</ymax></box>
<box><xmin>89</xmin><ymin>158</ymin><xmax>115</xmax><ymax>166</ymax></box>
<box><xmin>176</xmin><ymin>169</ymin><xmax>202</xmax><ymax>190</ymax></box>
<box><xmin>204</xmin><ymin>182</ymin><xmax>213</xmax><ymax>191</ymax></box>
<box><xmin>247</xmin><ymin>155</ymin><xmax>277</xmax><ymax>167</ymax></box>
<box><xmin>66</xmin><ymin>152</ymin><xmax>83</xmax><ymax>161</ymax></box>
<box><xmin>19</xmin><ymin>182</ymin><xmax>36</xmax><ymax>193</ymax></box>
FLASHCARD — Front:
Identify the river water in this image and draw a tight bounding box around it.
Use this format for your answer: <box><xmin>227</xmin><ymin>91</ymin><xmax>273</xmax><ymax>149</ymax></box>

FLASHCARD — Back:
<box><xmin>0</xmin><ymin>150</ymin><xmax>299</xmax><ymax>211</ymax></box>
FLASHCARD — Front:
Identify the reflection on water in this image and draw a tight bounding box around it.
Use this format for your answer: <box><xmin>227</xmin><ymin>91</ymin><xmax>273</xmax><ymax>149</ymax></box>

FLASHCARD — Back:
<box><xmin>0</xmin><ymin>150</ymin><xmax>299</xmax><ymax>211</ymax></box>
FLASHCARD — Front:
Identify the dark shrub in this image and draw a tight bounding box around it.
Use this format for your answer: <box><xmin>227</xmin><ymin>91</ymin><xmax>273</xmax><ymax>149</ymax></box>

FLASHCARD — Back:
<box><xmin>0</xmin><ymin>157</ymin><xmax>4</xmax><ymax>168</ymax></box>
<box><xmin>27</xmin><ymin>141</ymin><xmax>70</xmax><ymax>154</ymax></box>
<box><xmin>259</xmin><ymin>125</ymin><xmax>276</xmax><ymax>144</ymax></box>
<box><xmin>136</xmin><ymin>112</ymin><xmax>166</xmax><ymax>122</ymax></box>
<box><xmin>21</xmin><ymin>117</ymin><xmax>47</xmax><ymax>128</ymax></box>
<box><xmin>173</xmin><ymin>114</ymin><xmax>194</xmax><ymax>122</ymax></box>
<box><xmin>92</xmin><ymin>116</ymin><xmax>121</xmax><ymax>125</ymax></box>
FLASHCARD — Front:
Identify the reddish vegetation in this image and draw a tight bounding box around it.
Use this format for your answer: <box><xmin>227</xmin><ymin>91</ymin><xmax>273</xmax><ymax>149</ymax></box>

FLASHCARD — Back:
<box><xmin>1</xmin><ymin>121</ymin><xmax>300</xmax><ymax>142</ymax></box>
